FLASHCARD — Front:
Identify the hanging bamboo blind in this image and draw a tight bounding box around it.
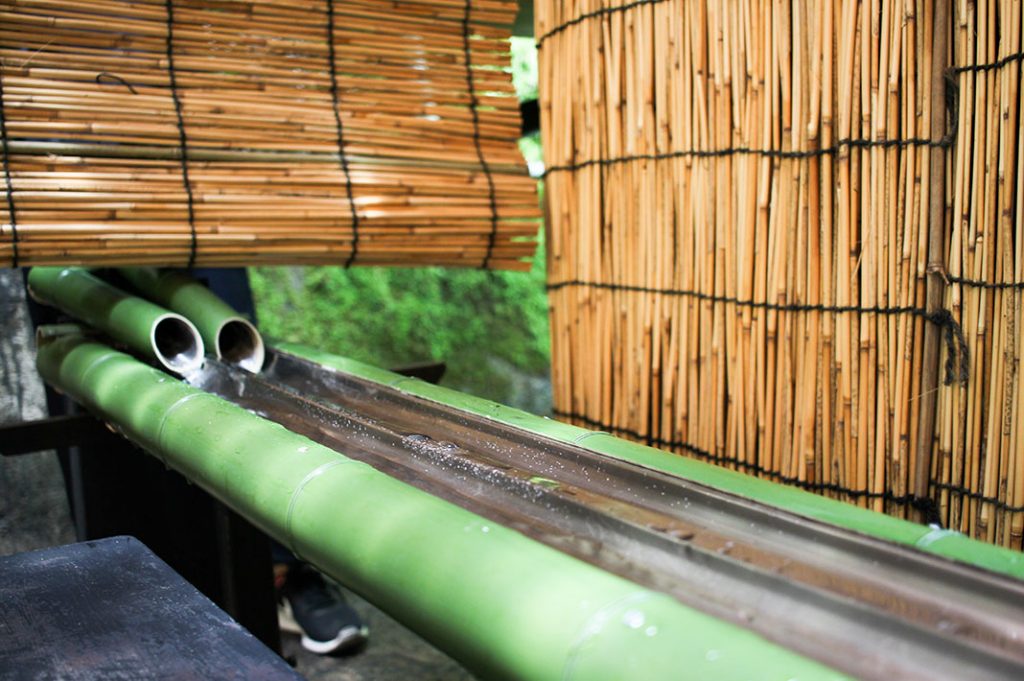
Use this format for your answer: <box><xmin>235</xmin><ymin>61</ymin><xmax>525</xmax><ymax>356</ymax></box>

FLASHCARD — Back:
<box><xmin>539</xmin><ymin>0</ymin><xmax>1024</xmax><ymax>549</ymax></box>
<box><xmin>0</xmin><ymin>0</ymin><xmax>539</xmax><ymax>269</ymax></box>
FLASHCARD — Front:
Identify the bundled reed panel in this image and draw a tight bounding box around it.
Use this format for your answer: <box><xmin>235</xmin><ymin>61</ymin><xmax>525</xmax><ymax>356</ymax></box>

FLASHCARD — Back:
<box><xmin>0</xmin><ymin>0</ymin><xmax>538</xmax><ymax>269</ymax></box>
<box><xmin>539</xmin><ymin>0</ymin><xmax>1024</xmax><ymax>548</ymax></box>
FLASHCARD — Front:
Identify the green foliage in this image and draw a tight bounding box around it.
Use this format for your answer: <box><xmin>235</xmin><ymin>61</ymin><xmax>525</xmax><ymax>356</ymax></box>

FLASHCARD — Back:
<box><xmin>250</xmin><ymin>231</ymin><xmax>551</xmax><ymax>413</ymax></box>
<box><xmin>518</xmin><ymin>133</ymin><xmax>543</xmax><ymax>166</ymax></box>
<box><xmin>512</xmin><ymin>38</ymin><xmax>542</xmax><ymax>174</ymax></box>
<box><xmin>510</xmin><ymin>37</ymin><xmax>538</xmax><ymax>101</ymax></box>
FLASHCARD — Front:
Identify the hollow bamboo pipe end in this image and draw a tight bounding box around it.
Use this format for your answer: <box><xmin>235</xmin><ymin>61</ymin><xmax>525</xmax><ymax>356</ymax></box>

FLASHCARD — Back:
<box><xmin>215</xmin><ymin>317</ymin><xmax>265</xmax><ymax>373</ymax></box>
<box><xmin>35</xmin><ymin>323</ymin><xmax>90</xmax><ymax>349</ymax></box>
<box><xmin>152</xmin><ymin>314</ymin><xmax>204</xmax><ymax>375</ymax></box>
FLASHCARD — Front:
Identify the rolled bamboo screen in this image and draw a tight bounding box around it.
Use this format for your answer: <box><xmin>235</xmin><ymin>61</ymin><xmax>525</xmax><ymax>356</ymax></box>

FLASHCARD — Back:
<box><xmin>0</xmin><ymin>0</ymin><xmax>539</xmax><ymax>269</ymax></box>
<box><xmin>539</xmin><ymin>0</ymin><xmax>1024</xmax><ymax>549</ymax></box>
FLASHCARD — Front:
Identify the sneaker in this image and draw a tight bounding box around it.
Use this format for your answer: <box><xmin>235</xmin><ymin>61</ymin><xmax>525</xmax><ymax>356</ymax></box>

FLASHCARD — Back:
<box><xmin>280</xmin><ymin>564</ymin><xmax>369</xmax><ymax>655</ymax></box>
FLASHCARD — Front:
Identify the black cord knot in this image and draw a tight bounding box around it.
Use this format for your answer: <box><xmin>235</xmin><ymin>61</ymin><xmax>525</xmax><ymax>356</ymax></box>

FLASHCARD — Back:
<box><xmin>95</xmin><ymin>72</ymin><xmax>138</xmax><ymax>95</ymax></box>
<box><xmin>925</xmin><ymin>309</ymin><xmax>969</xmax><ymax>386</ymax></box>
<box><xmin>908</xmin><ymin>494</ymin><xmax>942</xmax><ymax>526</ymax></box>
<box><xmin>938</xmin><ymin>69</ymin><xmax>960</xmax><ymax>149</ymax></box>
<box><xmin>0</xmin><ymin>68</ymin><xmax>17</xmax><ymax>267</ymax></box>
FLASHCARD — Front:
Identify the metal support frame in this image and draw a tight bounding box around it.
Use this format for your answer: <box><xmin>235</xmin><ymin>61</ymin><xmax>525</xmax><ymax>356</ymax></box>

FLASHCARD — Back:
<box><xmin>0</xmin><ymin>415</ymin><xmax>110</xmax><ymax>456</ymax></box>
<box><xmin>21</xmin><ymin>268</ymin><xmax>282</xmax><ymax>653</ymax></box>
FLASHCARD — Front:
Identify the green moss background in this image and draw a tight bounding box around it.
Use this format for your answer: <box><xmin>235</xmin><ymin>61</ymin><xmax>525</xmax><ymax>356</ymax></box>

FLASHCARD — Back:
<box><xmin>250</xmin><ymin>233</ymin><xmax>550</xmax><ymax>413</ymax></box>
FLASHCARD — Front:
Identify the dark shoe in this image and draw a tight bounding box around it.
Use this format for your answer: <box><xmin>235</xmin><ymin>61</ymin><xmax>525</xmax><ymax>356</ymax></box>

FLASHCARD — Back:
<box><xmin>280</xmin><ymin>564</ymin><xmax>368</xmax><ymax>655</ymax></box>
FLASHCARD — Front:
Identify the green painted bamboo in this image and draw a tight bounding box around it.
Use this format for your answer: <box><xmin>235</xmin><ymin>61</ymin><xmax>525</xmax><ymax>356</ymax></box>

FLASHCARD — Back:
<box><xmin>35</xmin><ymin>334</ymin><xmax>846</xmax><ymax>681</ymax></box>
<box><xmin>119</xmin><ymin>268</ymin><xmax>264</xmax><ymax>372</ymax></box>
<box><xmin>273</xmin><ymin>342</ymin><xmax>1024</xmax><ymax>581</ymax></box>
<box><xmin>28</xmin><ymin>267</ymin><xmax>203</xmax><ymax>374</ymax></box>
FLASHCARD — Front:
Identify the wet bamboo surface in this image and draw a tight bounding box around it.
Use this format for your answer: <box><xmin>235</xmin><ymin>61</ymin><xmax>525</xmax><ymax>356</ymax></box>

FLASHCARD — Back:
<box><xmin>539</xmin><ymin>0</ymin><xmax>1023</xmax><ymax>549</ymax></box>
<box><xmin>0</xmin><ymin>0</ymin><xmax>539</xmax><ymax>269</ymax></box>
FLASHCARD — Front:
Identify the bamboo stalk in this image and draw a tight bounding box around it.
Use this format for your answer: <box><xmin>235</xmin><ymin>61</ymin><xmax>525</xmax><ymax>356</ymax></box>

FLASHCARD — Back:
<box><xmin>913</xmin><ymin>0</ymin><xmax>950</xmax><ymax>523</ymax></box>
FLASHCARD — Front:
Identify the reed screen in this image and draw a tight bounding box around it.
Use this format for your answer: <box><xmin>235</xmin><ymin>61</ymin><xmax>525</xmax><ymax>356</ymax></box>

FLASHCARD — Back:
<box><xmin>539</xmin><ymin>0</ymin><xmax>1023</xmax><ymax>548</ymax></box>
<box><xmin>0</xmin><ymin>0</ymin><xmax>538</xmax><ymax>269</ymax></box>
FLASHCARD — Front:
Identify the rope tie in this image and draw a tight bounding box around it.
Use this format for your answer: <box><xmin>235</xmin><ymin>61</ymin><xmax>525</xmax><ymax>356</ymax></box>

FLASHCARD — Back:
<box><xmin>926</xmin><ymin>309</ymin><xmax>969</xmax><ymax>386</ymax></box>
<box><xmin>462</xmin><ymin>0</ymin><xmax>500</xmax><ymax>269</ymax></box>
<box><xmin>947</xmin><ymin>274</ymin><xmax>1024</xmax><ymax>290</ymax></box>
<box><xmin>164</xmin><ymin>0</ymin><xmax>198</xmax><ymax>268</ymax></box>
<box><xmin>931</xmin><ymin>481</ymin><xmax>1024</xmax><ymax>513</ymax></box>
<box><xmin>542</xmin><ymin>136</ymin><xmax>954</xmax><ymax>177</ymax></box>
<box><xmin>326</xmin><ymin>0</ymin><xmax>361</xmax><ymax>268</ymax></box>
<box><xmin>536</xmin><ymin>2</ymin><xmax>1023</xmax><ymax>79</ymax></box>
<box><xmin>908</xmin><ymin>496</ymin><xmax>942</xmax><ymax>527</ymax></box>
<box><xmin>949</xmin><ymin>49</ymin><xmax>1024</xmax><ymax>75</ymax></box>
<box><xmin>542</xmin><ymin>40</ymin><xmax>964</xmax><ymax>178</ymax></box>
<box><xmin>95</xmin><ymin>72</ymin><xmax>138</xmax><ymax>94</ymax></box>
<box><xmin>536</xmin><ymin>0</ymin><xmax>668</xmax><ymax>48</ymax></box>
<box><xmin>556</xmin><ymin>408</ymin><xmax>1023</xmax><ymax>517</ymax></box>
<box><xmin>0</xmin><ymin>67</ymin><xmax>17</xmax><ymax>267</ymax></box>
<box><xmin>555</xmin><ymin>408</ymin><xmax>925</xmax><ymax>502</ymax></box>
<box><xmin>547</xmin><ymin>279</ymin><xmax>970</xmax><ymax>385</ymax></box>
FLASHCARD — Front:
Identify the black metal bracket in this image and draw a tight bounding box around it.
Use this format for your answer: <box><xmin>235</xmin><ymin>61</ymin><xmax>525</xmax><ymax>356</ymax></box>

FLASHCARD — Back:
<box><xmin>0</xmin><ymin>414</ymin><xmax>111</xmax><ymax>456</ymax></box>
<box><xmin>390</xmin><ymin>360</ymin><xmax>447</xmax><ymax>385</ymax></box>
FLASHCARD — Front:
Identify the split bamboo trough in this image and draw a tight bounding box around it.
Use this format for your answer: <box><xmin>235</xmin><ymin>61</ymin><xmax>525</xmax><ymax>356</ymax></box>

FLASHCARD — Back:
<box><xmin>0</xmin><ymin>0</ymin><xmax>539</xmax><ymax>269</ymax></box>
<box><xmin>540</xmin><ymin>0</ymin><xmax>1024</xmax><ymax>549</ymax></box>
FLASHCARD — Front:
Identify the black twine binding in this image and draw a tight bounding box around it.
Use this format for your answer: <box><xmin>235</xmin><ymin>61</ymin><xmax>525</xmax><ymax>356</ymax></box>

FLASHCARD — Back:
<box><xmin>931</xmin><ymin>481</ymin><xmax>1024</xmax><ymax>514</ymax></box>
<box><xmin>536</xmin><ymin>0</ymin><xmax>669</xmax><ymax>48</ymax></box>
<box><xmin>543</xmin><ymin>136</ymin><xmax>951</xmax><ymax>177</ymax></box>
<box><xmin>95</xmin><ymin>72</ymin><xmax>138</xmax><ymax>94</ymax></box>
<box><xmin>948</xmin><ymin>274</ymin><xmax>1024</xmax><ymax>290</ymax></box>
<box><xmin>462</xmin><ymin>0</ymin><xmax>500</xmax><ymax>269</ymax></box>
<box><xmin>0</xmin><ymin>67</ymin><xmax>18</xmax><ymax>267</ymax></box>
<box><xmin>164</xmin><ymin>0</ymin><xmax>198</xmax><ymax>269</ymax></box>
<box><xmin>543</xmin><ymin>57</ymin><xmax>961</xmax><ymax>177</ymax></box>
<box><xmin>554</xmin><ymin>409</ymin><xmax>945</xmax><ymax>523</ymax></box>
<box><xmin>931</xmin><ymin>309</ymin><xmax>969</xmax><ymax>385</ymax></box>
<box><xmin>547</xmin><ymin>279</ymin><xmax>970</xmax><ymax>385</ymax></box>
<box><xmin>950</xmin><ymin>49</ymin><xmax>1024</xmax><ymax>75</ymax></box>
<box><xmin>326</xmin><ymin>0</ymin><xmax>361</xmax><ymax>268</ymax></box>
